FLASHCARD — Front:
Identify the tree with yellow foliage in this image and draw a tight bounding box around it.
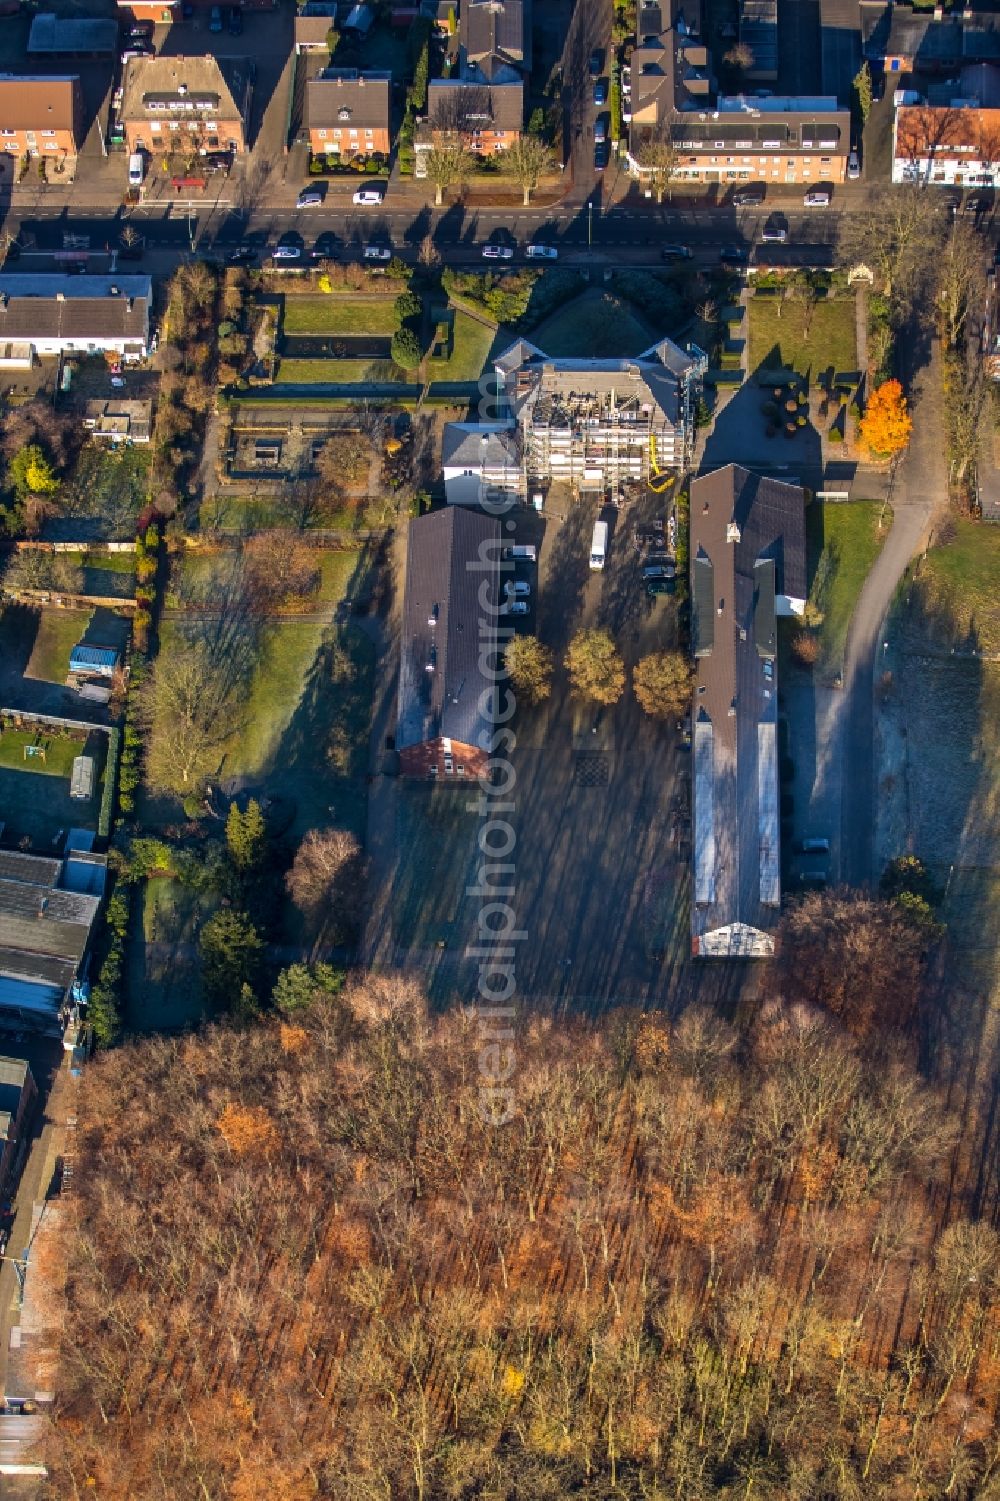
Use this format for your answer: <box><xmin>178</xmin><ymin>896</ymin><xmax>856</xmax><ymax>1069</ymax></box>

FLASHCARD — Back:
<box><xmin>858</xmin><ymin>379</ymin><xmax>913</xmax><ymax>460</ymax></box>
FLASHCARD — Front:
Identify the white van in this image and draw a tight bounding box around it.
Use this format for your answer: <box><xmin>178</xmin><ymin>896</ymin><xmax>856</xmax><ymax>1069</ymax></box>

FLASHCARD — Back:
<box><xmin>128</xmin><ymin>152</ymin><xmax>145</xmax><ymax>187</ymax></box>
<box><xmin>590</xmin><ymin>519</ymin><xmax>608</xmax><ymax>571</ymax></box>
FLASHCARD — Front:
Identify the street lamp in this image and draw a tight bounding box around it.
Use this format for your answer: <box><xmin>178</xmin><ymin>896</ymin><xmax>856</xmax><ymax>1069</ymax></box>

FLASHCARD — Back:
<box><xmin>588</xmin><ymin>199</ymin><xmax>593</xmax><ymax>246</ymax></box>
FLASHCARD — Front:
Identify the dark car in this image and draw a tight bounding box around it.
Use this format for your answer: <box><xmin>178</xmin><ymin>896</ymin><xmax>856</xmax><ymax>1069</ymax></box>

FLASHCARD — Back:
<box><xmin>226</xmin><ymin>245</ymin><xmax>258</xmax><ymax>266</ymax></box>
<box><xmin>117</xmin><ymin>241</ymin><xmax>144</xmax><ymax>261</ymax></box>
<box><xmin>127</xmin><ymin>22</ymin><xmax>153</xmax><ymax>42</ymax></box>
<box><xmin>593</xmin><ymin>76</ymin><xmax>609</xmax><ymax>106</ymax></box>
<box><xmin>310</xmin><ymin>231</ymin><xmax>340</xmax><ymax>261</ymax></box>
<box><xmin>228</xmin><ymin>5</ymin><xmax>243</xmax><ymax>33</ymax></box>
<box><xmin>720</xmin><ymin>244</ymin><xmax>749</xmax><ymax>265</ymax></box>
<box><xmin>202</xmin><ymin>155</ymin><xmax>231</xmax><ymax>175</ymax></box>
<box><xmin>660</xmin><ymin>243</ymin><xmax>692</xmax><ymax>262</ymax></box>
<box><xmin>732</xmin><ymin>184</ymin><xmax>765</xmax><ymax>206</ymax></box>
<box><xmin>647</xmin><ymin>578</ymin><xmax>676</xmax><ymax>597</ymax></box>
<box><xmin>589</xmin><ymin>47</ymin><xmax>604</xmax><ymax>77</ymax></box>
<box><xmin>594</xmin><ymin>139</ymin><xmax>609</xmax><ymax>171</ymax></box>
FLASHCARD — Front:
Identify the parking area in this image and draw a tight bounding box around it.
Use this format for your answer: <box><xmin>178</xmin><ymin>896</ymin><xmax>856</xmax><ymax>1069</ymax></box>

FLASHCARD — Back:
<box><xmin>373</xmin><ymin>488</ymin><xmax>701</xmax><ymax>1012</ymax></box>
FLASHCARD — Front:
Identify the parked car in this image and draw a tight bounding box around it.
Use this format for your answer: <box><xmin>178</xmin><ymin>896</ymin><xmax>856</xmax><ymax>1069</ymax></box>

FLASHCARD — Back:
<box><xmin>482</xmin><ymin>243</ymin><xmax>514</xmax><ymax>260</ymax></box>
<box><xmin>589</xmin><ymin>47</ymin><xmax>604</xmax><ymax>77</ymax></box>
<box><xmin>228</xmin><ymin>4</ymin><xmax>243</xmax><ymax>32</ymax></box>
<box><xmin>594</xmin><ymin>112</ymin><xmax>609</xmax><ymax>144</ymax></box>
<box><xmin>506</xmin><ymin>600</ymin><xmax>530</xmax><ymax>616</ymax></box>
<box><xmin>310</xmin><ymin>231</ymin><xmax>339</xmax><ymax>261</ymax></box>
<box><xmin>621</xmin><ymin>65</ymin><xmax>632</xmax><ymax>95</ymax></box>
<box><xmin>760</xmin><ymin>217</ymin><xmax>788</xmax><ymax>243</ymax></box>
<box><xmin>642</xmin><ymin>561</ymin><xmax>676</xmax><ymax>580</ymax></box>
<box><xmin>847</xmin><ymin>148</ymin><xmax>860</xmax><ymax>179</ymax></box>
<box><xmin>504</xmin><ymin>579</ymin><xmax>531</xmax><ymax>598</ymax></box>
<box><xmin>647</xmin><ymin>578</ymin><xmax>675</xmax><ymax>597</ymax></box>
<box><xmin>121</xmin><ymin>42</ymin><xmax>154</xmax><ymax>59</ymax></box>
<box><xmin>804</xmin><ymin>188</ymin><xmax>832</xmax><ymax>206</ymax></box>
<box><xmin>226</xmin><ymin>245</ymin><xmax>258</xmax><ymax>265</ymax></box>
<box><xmin>127</xmin><ymin>22</ymin><xmax>153</xmax><ymax>42</ymax></box>
<box><xmin>594</xmin><ymin>140</ymin><xmax>609</xmax><ymax>171</ymax></box>
<box><xmin>525</xmin><ymin>243</ymin><xmax>558</xmax><ymax>260</ymax></box>
<box><xmin>353</xmin><ymin>186</ymin><xmax>386</xmax><ymax>206</ymax></box>
<box><xmin>720</xmin><ymin>244</ymin><xmax>749</xmax><ymax>265</ymax></box>
<box><xmin>272</xmin><ymin>241</ymin><xmax>302</xmax><ymax>262</ymax></box>
<box><xmin>297</xmin><ymin>187</ymin><xmax>324</xmax><ymax>208</ymax></box>
<box><xmin>660</xmin><ymin>243</ymin><xmax>692</xmax><ymax>262</ymax></box>
<box><xmin>733</xmin><ymin>184</ymin><xmax>765</xmax><ymax>206</ymax></box>
<box><xmin>202</xmin><ymin>154</ymin><xmax>232</xmax><ymax>175</ymax></box>
<box><xmin>593</xmin><ymin>77</ymin><xmax>609</xmax><ymax>106</ymax></box>
<box><xmin>363</xmin><ymin>244</ymin><xmax>392</xmax><ymax>261</ymax></box>
<box><xmin>209</xmin><ymin>5</ymin><xmax>223</xmax><ymax>31</ymax></box>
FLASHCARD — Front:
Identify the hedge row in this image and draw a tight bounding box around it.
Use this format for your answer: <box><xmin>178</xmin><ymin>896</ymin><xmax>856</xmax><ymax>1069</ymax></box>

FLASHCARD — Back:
<box><xmin>98</xmin><ymin>727</ymin><xmax>120</xmax><ymax>841</ymax></box>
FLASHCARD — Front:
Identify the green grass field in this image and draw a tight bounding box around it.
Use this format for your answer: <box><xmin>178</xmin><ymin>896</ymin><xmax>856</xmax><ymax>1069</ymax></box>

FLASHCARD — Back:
<box><xmin>913</xmin><ymin>518</ymin><xmax>1000</xmax><ymax>655</ymax></box>
<box><xmin>281</xmin><ymin>296</ymin><xmax>400</xmax><ymax>335</ymax></box>
<box><xmin>427</xmin><ymin>310</ymin><xmax>497</xmax><ymax>383</ymax></box>
<box><xmin>534</xmin><ymin>291</ymin><xmax>655</xmax><ymax>359</ymax></box>
<box><xmin>61</xmin><ymin>446</ymin><xmax>151</xmax><ymax>537</ymax></box>
<box><xmin>274</xmin><ymin>358</ymin><xmax>404</xmax><ymax>384</ymax></box>
<box><xmin>748</xmin><ymin>294</ymin><xmax>858</xmax><ymax>380</ymax></box>
<box><xmin>198</xmin><ymin>493</ymin><xmax>360</xmax><ymax>534</ymax></box>
<box><xmin>24</xmin><ymin>609</ymin><xmax>90</xmax><ymax>683</ymax></box>
<box><xmin>807</xmin><ymin>501</ymin><xmax>891</xmax><ymax>670</ymax></box>
<box><xmin>0</xmin><ymin>726</ymin><xmax>84</xmax><ymax>777</ymax></box>
<box><xmin>158</xmin><ymin>546</ymin><xmax>374</xmax><ymax>834</ymax></box>
<box><xmin>127</xmin><ymin>877</ymin><xmax>218</xmax><ymax>1032</ymax></box>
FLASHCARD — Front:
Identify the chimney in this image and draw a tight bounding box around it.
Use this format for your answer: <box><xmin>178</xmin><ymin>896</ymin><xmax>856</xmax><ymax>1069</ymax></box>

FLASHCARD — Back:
<box><xmin>56</xmin><ymin>291</ymin><xmax>65</xmax><ymax>302</ymax></box>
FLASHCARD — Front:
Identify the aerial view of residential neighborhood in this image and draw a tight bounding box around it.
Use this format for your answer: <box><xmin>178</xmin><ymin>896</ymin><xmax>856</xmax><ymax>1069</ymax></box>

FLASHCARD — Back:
<box><xmin>0</xmin><ymin>0</ymin><xmax>998</xmax><ymax>1491</ymax></box>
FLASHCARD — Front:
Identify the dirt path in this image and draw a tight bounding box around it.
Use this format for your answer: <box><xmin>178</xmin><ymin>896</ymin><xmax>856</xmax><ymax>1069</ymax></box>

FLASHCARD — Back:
<box><xmin>839</xmin><ymin>341</ymin><xmax>946</xmax><ymax>886</ymax></box>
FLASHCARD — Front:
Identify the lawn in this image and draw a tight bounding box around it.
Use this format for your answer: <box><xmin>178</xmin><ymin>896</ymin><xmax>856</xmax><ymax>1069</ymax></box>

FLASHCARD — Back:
<box><xmin>912</xmin><ymin>518</ymin><xmax>1000</xmax><ymax>655</ymax></box>
<box><xmin>747</xmin><ymin>293</ymin><xmax>858</xmax><ymax>379</ymax></box>
<box><xmin>281</xmin><ymin>296</ymin><xmax>400</xmax><ymax>336</ymax></box>
<box><xmin>532</xmin><ymin>291</ymin><xmax>656</xmax><ymax>358</ymax></box>
<box><xmin>807</xmin><ymin>500</ymin><xmax>891</xmax><ymax>670</ymax></box>
<box><xmin>169</xmin><ymin>546</ymin><xmax>361</xmax><ymax>609</ymax></box>
<box><xmin>60</xmin><ymin>551</ymin><xmax>137</xmax><ymax>599</ymax></box>
<box><xmin>158</xmin><ymin>545</ymin><xmax>375</xmax><ymax>836</ymax></box>
<box><xmin>0</xmin><ymin>725</ymin><xmax>85</xmax><ymax>778</ymax></box>
<box><xmin>274</xmin><ymin>358</ymin><xmax>406</xmax><ymax>384</ymax></box>
<box><xmin>427</xmin><ymin>309</ymin><xmax>497</xmax><ymax>383</ymax></box>
<box><xmin>198</xmin><ymin>492</ymin><xmax>360</xmax><ymax>533</ymax></box>
<box><xmin>24</xmin><ymin>608</ymin><xmax>90</xmax><ymax>683</ymax></box>
<box><xmin>126</xmin><ymin>877</ymin><xmax>218</xmax><ymax>1032</ymax></box>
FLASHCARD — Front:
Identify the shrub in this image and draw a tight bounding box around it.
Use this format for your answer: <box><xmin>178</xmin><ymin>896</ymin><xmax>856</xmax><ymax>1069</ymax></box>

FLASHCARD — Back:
<box><xmin>391</xmin><ymin>326</ymin><xmax>422</xmax><ymax>369</ymax></box>
<box><xmin>791</xmin><ymin>630</ymin><xmax>820</xmax><ymax>666</ymax></box>
<box><xmin>829</xmin><ymin>423</ymin><xmax>844</xmax><ymax>443</ymax></box>
<box><xmin>98</xmin><ymin>727</ymin><xmax>121</xmax><ymax>840</ymax></box>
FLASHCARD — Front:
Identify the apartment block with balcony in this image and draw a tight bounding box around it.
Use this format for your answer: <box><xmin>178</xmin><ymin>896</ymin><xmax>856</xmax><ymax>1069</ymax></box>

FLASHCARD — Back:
<box><xmin>664</xmin><ymin>94</ymin><xmax>850</xmax><ymax>186</ymax></box>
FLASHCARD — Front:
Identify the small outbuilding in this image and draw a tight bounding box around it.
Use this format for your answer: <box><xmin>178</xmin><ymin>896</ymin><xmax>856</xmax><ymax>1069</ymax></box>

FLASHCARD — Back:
<box><xmin>70</xmin><ymin>755</ymin><xmax>95</xmax><ymax>801</ymax></box>
<box><xmin>69</xmin><ymin>643</ymin><xmax>119</xmax><ymax>679</ymax></box>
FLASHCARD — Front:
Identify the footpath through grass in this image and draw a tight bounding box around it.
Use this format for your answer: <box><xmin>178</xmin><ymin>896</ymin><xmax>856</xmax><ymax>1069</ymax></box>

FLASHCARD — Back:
<box><xmin>807</xmin><ymin>500</ymin><xmax>891</xmax><ymax>670</ymax></box>
<box><xmin>748</xmin><ymin>293</ymin><xmax>858</xmax><ymax>379</ymax></box>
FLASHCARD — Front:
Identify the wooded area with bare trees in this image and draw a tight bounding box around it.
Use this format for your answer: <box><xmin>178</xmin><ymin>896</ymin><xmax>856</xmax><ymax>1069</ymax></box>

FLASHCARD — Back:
<box><xmin>39</xmin><ymin>934</ymin><xmax>1000</xmax><ymax>1500</ymax></box>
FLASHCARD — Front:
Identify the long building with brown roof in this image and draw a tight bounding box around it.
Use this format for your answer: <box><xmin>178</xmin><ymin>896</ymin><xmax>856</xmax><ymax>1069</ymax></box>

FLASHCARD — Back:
<box><xmin>0</xmin><ymin>274</ymin><xmax>153</xmax><ymax>359</ymax></box>
<box><xmin>689</xmin><ymin>466</ymin><xmax>806</xmax><ymax>959</ymax></box>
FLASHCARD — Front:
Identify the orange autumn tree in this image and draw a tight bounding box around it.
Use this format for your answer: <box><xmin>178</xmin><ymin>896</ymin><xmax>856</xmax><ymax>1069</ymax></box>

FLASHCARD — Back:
<box><xmin>859</xmin><ymin>378</ymin><xmax>913</xmax><ymax>459</ymax></box>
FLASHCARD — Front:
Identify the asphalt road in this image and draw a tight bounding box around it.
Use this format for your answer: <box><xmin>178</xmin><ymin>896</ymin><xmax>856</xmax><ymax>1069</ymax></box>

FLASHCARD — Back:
<box><xmin>1</xmin><ymin>197</ymin><xmax>845</xmax><ymax>271</ymax></box>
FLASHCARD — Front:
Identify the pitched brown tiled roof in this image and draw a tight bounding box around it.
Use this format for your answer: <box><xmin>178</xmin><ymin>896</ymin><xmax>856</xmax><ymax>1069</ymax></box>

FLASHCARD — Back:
<box><xmin>427</xmin><ymin>78</ymin><xmax>524</xmax><ymax>133</ymax></box>
<box><xmin>306</xmin><ymin>70</ymin><xmax>391</xmax><ymax>132</ymax></box>
<box><xmin>0</xmin><ymin>74</ymin><xmax>79</xmax><ymax>134</ymax></box>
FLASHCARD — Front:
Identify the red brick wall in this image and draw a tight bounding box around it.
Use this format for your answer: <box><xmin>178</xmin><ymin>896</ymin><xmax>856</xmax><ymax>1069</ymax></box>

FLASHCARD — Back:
<box><xmin>399</xmin><ymin>738</ymin><xmax>490</xmax><ymax>780</ymax></box>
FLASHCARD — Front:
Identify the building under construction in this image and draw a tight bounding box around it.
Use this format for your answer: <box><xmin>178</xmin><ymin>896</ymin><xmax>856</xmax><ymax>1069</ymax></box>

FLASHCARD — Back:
<box><xmin>493</xmin><ymin>335</ymin><xmax>706</xmax><ymax>500</ymax></box>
